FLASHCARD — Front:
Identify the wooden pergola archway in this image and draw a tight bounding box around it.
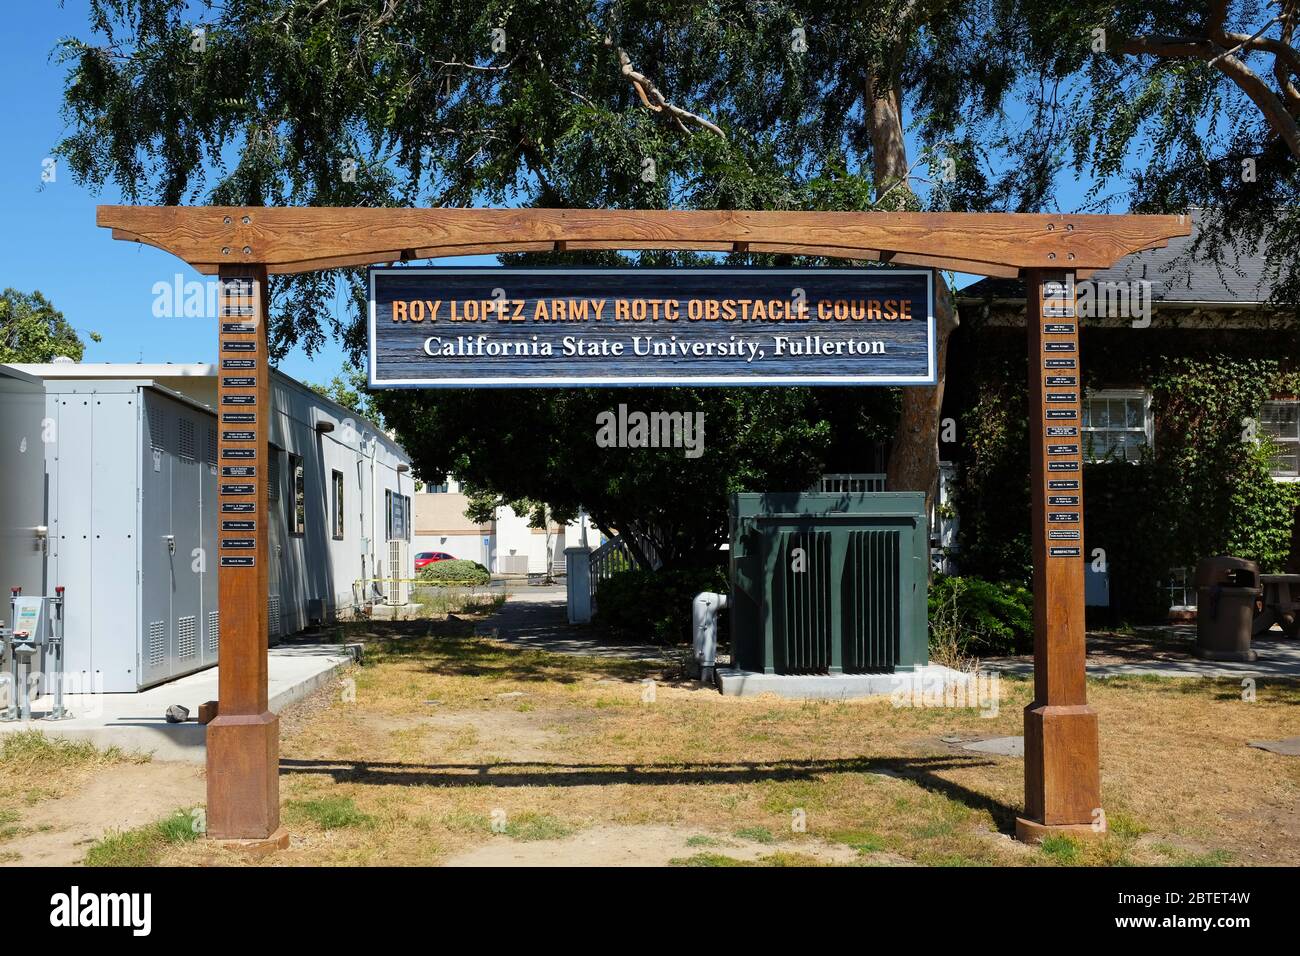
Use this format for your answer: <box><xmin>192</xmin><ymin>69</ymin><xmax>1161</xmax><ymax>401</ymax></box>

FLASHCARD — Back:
<box><xmin>99</xmin><ymin>206</ymin><xmax>1191</xmax><ymax>848</ymax></box>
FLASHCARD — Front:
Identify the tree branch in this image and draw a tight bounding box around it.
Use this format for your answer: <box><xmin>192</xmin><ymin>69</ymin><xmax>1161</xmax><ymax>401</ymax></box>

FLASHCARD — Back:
<box><xmin>1120</xmin><ymin>28</ymin><xmax>1300</xmax><ymax>158</ymax></box>
<box><xmin>603</xmin><ymin>37</ymin><xmax>725</xmax><ymax>138</ymax></box>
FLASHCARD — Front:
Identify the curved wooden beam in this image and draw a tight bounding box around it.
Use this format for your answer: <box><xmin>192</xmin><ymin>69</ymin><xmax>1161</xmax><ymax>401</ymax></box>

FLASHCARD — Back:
<box><xmin>97</xmin><ymin>206</ymin><xmax>1191</xmax><ymax>277</ymax></box>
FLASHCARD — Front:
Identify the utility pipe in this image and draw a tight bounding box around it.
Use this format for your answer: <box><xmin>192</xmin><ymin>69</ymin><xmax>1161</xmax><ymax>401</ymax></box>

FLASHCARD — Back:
<box><xmin>692</xmin><ymin>591</ymin><xmax>728</xmax><ymax>683</ymax></box>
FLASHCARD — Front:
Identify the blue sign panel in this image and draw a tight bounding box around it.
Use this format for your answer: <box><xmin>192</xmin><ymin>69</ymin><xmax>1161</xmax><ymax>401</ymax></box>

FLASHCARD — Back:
<box><xmin>368</xmin><ymin>268</ymin><xmax>936</xmax><ymax>387</ymax></box>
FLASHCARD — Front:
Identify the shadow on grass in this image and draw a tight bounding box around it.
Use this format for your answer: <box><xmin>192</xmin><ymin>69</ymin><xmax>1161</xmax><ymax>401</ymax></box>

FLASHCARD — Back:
<box><xmin>345</xmin><ymin>621</ymin><xmax>674</xmax><ymax>686</ymax></box>
<box><xmin>279</xmin><ymin>754</ymin><xmax>1022</xmax><ymax>832</ymax></box>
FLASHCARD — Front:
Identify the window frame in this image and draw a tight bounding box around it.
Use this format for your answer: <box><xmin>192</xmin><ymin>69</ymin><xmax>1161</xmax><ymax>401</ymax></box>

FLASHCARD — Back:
<box><xmin>1259</xmin><ymin>399</ymin><xmax>1300</xmax><ymax>481</ymax></box>
<box><xmin>1081</xmin><ymin>389</ymin><xmax>1153</xmax><ymax>464</ymax></box>
<box><xmin>331</xmin><ymin>469</ymin><xmax>345</xmax><ymax>540</ymax></box>
<box><xmin>290</xmin><ymin>453</ymin><xmax>305</xmax><ymax>537</ymax></box>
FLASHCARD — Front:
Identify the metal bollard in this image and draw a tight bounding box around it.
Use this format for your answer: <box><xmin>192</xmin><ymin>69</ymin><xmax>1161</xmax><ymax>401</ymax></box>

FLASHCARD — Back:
<box><xmin>44</xmin><ymin>586</ymin><xmax>69</xmax><ymax>721</ymax></box>
<box><xmin>1</xmin><ymin>587</ymin><xmax>19</xmax><ymax>721</ymax></box>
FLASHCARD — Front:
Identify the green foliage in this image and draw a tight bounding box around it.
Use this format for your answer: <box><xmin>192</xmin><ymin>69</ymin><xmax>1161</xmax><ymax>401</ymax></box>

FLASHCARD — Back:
<box><xmin>418</xmin><ymin>559</ymin><xmax>490</xmax><ymax>586</ymax></box>
<box><xmin>928</xmin><ymin>575</ymin><xmax>1033</xmax><ymax>656</ymax></box>
<box><xmin>382</xmin><ymin>386</ymin><xmax>888</xmax><ymax>571</ymax></box>
<box><xmin>0</xmin><ymin>289</ymin><xmax>96</xmax><ymax>364</ymax></box>
<box><xmin>955</xmin><ymin>330</ymin><xmax>1300</xmax><ymax>622</ymax></box>
<box><xmin>1006</xmin><ymin>2</ymin><xmax>1300</xmax><ymax>320</ymax></box>
<box><xmin>594</xmin><ymin>565</ymin><xmax>727</xmax><ymax>645</ymax></box>
<box><xmin>307</xmin><ymin>364</ymin><xmax>382</xmax><ymax>427</ymax></box>
<box><xmin>53</xmin><ymin>1</ymin><xmax>1053</xmax><ymax>566</ymax></box>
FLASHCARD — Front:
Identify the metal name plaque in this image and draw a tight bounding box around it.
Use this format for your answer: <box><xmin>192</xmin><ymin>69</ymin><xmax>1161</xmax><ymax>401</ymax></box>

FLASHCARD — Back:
<box><xmin>368</xmin><ymin>268</ymin><xmax>936</xmax><ymax>387</ymax></box>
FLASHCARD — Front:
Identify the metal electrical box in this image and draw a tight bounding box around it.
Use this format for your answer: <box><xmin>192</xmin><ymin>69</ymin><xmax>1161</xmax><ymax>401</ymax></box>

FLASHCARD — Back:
<box><xmin>729</xmin><ymin>492</ymin><xmax>929</xmax><ymax>675</ymax></box>
<box><xmin>45</xmin><ymin>383</ymin><xmax>219</xmax><ymax>691</ymax></box>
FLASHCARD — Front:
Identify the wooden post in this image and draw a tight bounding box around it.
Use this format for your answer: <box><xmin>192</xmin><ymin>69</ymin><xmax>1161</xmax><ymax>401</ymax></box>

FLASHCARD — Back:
<box><xmin>205</xmin><ymin>265</ymin><xmax>286</xmax><ymax>848</ymax></box>
<box><xmin>1017</xmin><ymin>269</ymin><xmax>1105</xmax><ymax>843</ymax></box>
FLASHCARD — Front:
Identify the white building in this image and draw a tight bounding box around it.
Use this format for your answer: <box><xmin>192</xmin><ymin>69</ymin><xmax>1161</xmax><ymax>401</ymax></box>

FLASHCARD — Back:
<box><xmin>412</xmin><ymin>478</ymin><xmax>598</xmax><ymax>576</ymax></box>
<box><xmin>0</xmin><ymin>362</ymin><xmax>413</xmax><ymax>692</ymax></box>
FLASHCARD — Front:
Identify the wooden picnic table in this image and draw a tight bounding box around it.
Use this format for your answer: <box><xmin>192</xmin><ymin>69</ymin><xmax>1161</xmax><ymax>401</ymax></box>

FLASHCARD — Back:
<box><xmin>1254</xmin><ymin>574</ymin><xmax>1300</xmax><ymax>638</ymax></box>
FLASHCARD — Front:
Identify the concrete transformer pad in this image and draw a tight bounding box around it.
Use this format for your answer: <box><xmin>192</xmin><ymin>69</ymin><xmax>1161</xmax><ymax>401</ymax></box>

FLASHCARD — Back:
<box><xmin>715</xmin><ymin>664</ymin><xmax>985</xmax><ymax>701</ymax></box>
<box><xmin>0</xmin><ymin>643</ymin><xmax>350</xmax><ymax>762</ymax></box>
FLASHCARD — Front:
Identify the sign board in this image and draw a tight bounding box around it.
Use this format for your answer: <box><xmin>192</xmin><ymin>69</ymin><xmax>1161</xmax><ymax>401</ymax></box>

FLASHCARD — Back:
<box><xmin>11</xmin><ymin>597</ymin><xmax>44</xmax><ymax>646</ymax></box>
<box><xmin>368</xmin><ymin>268</ymin><xmax>936</xmax><ymax>387</ymax></box>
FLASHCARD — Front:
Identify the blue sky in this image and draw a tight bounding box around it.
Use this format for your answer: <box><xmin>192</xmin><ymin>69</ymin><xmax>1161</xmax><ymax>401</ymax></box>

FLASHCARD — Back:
<box><xmin>3</xmin><ymin>2</ymin><xmax>1101</xmax><ymax>386</ymax></box>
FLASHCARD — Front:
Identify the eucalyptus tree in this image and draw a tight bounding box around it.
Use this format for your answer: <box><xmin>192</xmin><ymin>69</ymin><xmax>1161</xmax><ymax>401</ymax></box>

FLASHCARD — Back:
<box><xmin>1007</xmin><ymin>0</ymin><xmax>1300</xmax><ymax>314</ymax></box>
<box><xmin>56</xmin><ymin>0</ymin><xmax>1039</xmax><ymax>567</ymax></box>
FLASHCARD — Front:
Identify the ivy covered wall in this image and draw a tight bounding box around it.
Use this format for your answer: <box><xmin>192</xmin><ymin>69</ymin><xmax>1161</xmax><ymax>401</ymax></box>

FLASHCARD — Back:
<box><xmin>943</xmin><ymin>316</ymin><xmax>1300</xmax><ymax>622</ymax></box>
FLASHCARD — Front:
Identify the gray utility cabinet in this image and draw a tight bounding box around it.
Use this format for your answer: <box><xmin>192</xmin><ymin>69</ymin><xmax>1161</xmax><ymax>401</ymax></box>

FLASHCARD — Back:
<box><xmin>46</xmin><ymin>382</ymin><xmax>218</xmax><ymax>691</ymax></box>
<box><xmin>729</xmin><ymin>492</ymin><xmax>929</xmax><ymax>675</ymax></box>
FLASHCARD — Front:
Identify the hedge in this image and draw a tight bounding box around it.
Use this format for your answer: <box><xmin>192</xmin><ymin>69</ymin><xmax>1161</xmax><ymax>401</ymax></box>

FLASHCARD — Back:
<box><xmin>593</xmin><ymin>565</ymin><xmax>727</xmax><ymax>645</ymax></box>
<box><xmin>417</xmin><ymin>559</ymin><xmax>491</xmax><ymax>586</ymax></box>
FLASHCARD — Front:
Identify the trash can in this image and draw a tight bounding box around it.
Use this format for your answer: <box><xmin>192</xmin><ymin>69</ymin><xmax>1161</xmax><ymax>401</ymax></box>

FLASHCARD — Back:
<box><xmin>1195</xmin><ymin>556</ymin><xmax>1262</xmax><ymax>662</ymax></box>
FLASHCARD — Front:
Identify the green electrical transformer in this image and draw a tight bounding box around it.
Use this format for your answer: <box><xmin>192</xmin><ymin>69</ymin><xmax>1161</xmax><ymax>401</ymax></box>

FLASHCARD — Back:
<box><xmin>728</xmin><ymin>492</ymin><xmax>929</xmax><ymax>675</ymax></box>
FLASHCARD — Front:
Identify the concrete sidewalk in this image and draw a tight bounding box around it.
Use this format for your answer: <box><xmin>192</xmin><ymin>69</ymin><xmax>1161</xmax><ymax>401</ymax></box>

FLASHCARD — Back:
<box><xmin>0</xmin><ymin>642</ymin><xmax>351</xmax><ymax>762</ymax></box>
<box><xmin>982</xmin><ymin>630</ymin><xmax>1300</xmax><ymax>679</ymax></box>
<box><xmin>480</xmin><ymin>588</ymin><xmax>674</xmax><ymax>662</ymax></box>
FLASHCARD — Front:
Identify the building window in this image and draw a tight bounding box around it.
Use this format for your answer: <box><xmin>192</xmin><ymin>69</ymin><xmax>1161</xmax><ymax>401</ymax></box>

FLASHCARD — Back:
<box><xmin>1168</xmin><ymin>567</ymin><xmax>1196</xmax><ymax>609</ymax></box>
<box><xmin>290</xmin><ymin>454</ymin><xmax>305</xmax><ymax>535</ymax></box>
<box><xmin>1082</xmin><ymin>390</ymin><xmax>1152</xmax><ymax>462</ymax></box>
<box><xmin>386</xmin><ymin>489</ymin><xmax>411</xmax><ymax>541</ymax></box>
<box><xmin>331</xmin><ymin>470</ymin><xmax>345</xmax><ymax>540</ymax></box>
<box><xmin>1260</xmin><ymin>400</ymin><xmax>1299</xmax><ymax>478</ymax></box>
<box><xmin>426</xmin><ymin>482</ymin><xmax>449</xmax><ymax>494</ymax></box>
<box><xmin>268</xmin><ymin>448</ymin><xmax>280</xmax><ymax>502</ymax></box>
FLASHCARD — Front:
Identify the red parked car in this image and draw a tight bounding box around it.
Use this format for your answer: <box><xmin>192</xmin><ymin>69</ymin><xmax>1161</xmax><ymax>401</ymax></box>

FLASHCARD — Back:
<box><xmin>414</xmin><ymin>551</ymin><xmax>456</xmax><ymax>570</ymax></box>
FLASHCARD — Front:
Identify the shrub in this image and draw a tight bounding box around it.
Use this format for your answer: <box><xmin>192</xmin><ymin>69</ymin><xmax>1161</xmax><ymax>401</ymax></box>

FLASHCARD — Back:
<box><xmin>594</xmin><ymin>565</ymin><xmax>727</xmax><ymax>645</ymax></box>
<box><xmin>418</xmin><ymin>558</ymin><xmax>490</xmax><ymax>586</ymax></box>
<box><xmin>928</xmin><ymin>575</ymin><xmax>1033</xmax><ymax>657</ymax></box>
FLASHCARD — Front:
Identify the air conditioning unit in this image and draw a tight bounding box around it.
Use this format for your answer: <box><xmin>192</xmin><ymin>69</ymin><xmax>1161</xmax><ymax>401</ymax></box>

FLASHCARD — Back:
<box><xmin>385</xmin><ymin>539</ymin><xmax>410</xmax><ymax>605</ymax></box>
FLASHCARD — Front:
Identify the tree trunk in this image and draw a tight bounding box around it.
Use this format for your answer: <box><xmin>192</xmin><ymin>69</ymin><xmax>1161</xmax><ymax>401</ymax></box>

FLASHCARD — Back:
<box><xmin>887</xmin><ymin>283</ymin><xmax>958</xmax><ymax>518</ymax></box>
<box><xmin>867</xmin><ymin>69</ymin><xmax>961</xmax><ymax>525</ymax></box>
<box><xmin>867</xmin><ymin>77</ymin><xmax>910</xmax><ymax>193</ymax></box>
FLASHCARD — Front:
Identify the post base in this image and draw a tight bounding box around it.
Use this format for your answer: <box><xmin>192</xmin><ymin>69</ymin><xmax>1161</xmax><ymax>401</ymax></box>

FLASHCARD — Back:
<box><xmin>213</xmin><ymin>826</ymin><xmax>290</xmax><ymax>857</ymax></box>
<box><xmin>1023</xmin><ymin>702</ymin><xmax>1102</xmax><ymax>828</ymax></box>
<box><xmin>206</xmin><ymin>711</ymin><xmax>280</xmax><ymax>840</ymax></box>
<box><xmin>1015</xmin><ymin>817</ymin><xmax>1106</xmax><ymax>844</ymax></box>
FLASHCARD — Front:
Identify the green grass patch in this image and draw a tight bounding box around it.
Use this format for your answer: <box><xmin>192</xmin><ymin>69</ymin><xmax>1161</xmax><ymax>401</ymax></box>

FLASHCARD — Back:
<box><xmin>1039</xmin><ymin>835</ymin><xmax>1082</xmax><ymax>864</ymax></box>
<box><xmin>670</xmin><ymin>852</ymin><xmax>747</xmax><ymax>867</ymax></box>
<box><xmin>734</xmin><ymin>825</ymin><xmax>775</xmax><ymax>844</ymax></box>
<box><xmin>502</xmin><ymin>811</ymin><xmax>573</xmax><ymax>842</ymax></box>
<box><xmin>1106</xmin><ymin>811</ymin><xmax>1149</xmax><ymax>840</ymax></box>
<box><xmin>0</xmin><ymin>808</ymin><xmax>21</xmax><ymax>841</ymax></box>
<box><xmin>284</xmin><ymin>795</ymin><xmax>375</xmax><ymax>830</ymax></box>
<box><xmin>762</xmin><ymin>851</ymin><xmax>827</xmax><ymax>867</ymax></box>
<box><xmin>84</xmin><ymin>808</ymin><xmax>202</xmax><ymax>867</ymax></box>
<box><xmin>832</xmin><ymin>828</ymin><xmax>888</xmax><ymax>854</ymax></box>
<box><xmin>685</xmin><ymin>835</ymin><xmax>721</xmax><ymax>847</ymax></box>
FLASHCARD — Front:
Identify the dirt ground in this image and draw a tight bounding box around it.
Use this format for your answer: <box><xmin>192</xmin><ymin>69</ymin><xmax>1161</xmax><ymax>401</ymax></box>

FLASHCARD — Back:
<box><xmin>2</xmin><ymin>611</ymin><xmax>1297</xmax><ymax>867</ymax></box>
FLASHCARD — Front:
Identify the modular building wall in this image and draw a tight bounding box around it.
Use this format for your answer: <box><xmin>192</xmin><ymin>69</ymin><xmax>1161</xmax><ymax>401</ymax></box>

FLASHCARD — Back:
<box><xmin>263</xmin><ymin>372</ymin><xmax>413</xmax><ymax>636</ymax></box>
<box><xmin>3</xmin><ymin>363</ymin><xmax>413</xmax><ymax>693</ymax></box>
<box><xmin>38</xmin><ymin>380</ymin><xmax>220</xmax><ymax>691</ymax></box>
<box><xmin>0</xmin><ymin>367</ymin><xmax>50</xmax><ymax>686</ymax></box>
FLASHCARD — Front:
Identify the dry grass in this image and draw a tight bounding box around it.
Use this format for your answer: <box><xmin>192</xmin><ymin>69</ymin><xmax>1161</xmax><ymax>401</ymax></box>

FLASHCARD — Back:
<box><xmin>162</xmin><ymin>615</ymin><xmax>1300</xmax><ymax>867</ymax></box>
<box><xmin>0</xmin><ymin>732</ymin><xmax>150</xmax><ymax>854</ymax></box>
